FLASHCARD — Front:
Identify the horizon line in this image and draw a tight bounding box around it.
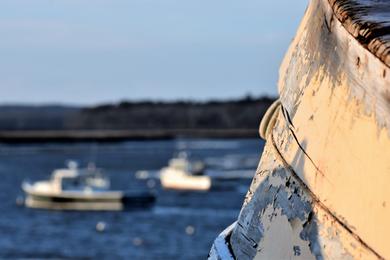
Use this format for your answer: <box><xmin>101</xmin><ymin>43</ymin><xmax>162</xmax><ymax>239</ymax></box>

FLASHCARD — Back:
<box><xmin>0</xmin><ymin>94</ymin><xmax>277</xmax><ymax>108</ymax></box>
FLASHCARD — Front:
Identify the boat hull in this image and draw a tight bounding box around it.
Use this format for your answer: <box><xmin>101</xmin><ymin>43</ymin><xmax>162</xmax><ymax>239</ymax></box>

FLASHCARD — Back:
<box><xmin>24</xmin><ymin>193</ymin><xmax>155</xmax><ymax>211</ymax></box>
<box><xmin>160</xmin><ymin>169</ymin><xmax>211</xmax><ymax>191</ymax></box>
<box><xmin>23</xmin><ymin>185</ymin><xmax>155</xmax><ymax>211</ymax></box>
<box><xmin>24</xmin><ymin>194</ymin><xmax>124</xmax><ymax>211</ymax></box>
<box><xmin>209</xmin><ymin>0</ymin><xmax>390</xmax><ymax>258</ymax></box>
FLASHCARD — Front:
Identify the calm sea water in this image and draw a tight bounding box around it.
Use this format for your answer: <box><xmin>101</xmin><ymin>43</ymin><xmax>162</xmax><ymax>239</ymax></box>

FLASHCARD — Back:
<box><xmin>0</xmin><ymin>138</ymin><xmax>264</xmax><ymax>259</ymax></box>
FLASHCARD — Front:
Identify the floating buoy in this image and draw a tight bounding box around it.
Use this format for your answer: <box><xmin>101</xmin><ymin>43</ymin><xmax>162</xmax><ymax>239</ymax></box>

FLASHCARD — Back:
<box><xmin>185</xmin><ymin>225</ymin><xmax>195</xmax><ymax>236</ymax></box>
<box><xmin>132</xmin><ymin>237</ymin><xmax>143</xmax><ymax>246</ymax></box>
<box><xmin>96</xmin><ymin>221</ymin><xmax>106</xmax><ymax>232</ymax></box>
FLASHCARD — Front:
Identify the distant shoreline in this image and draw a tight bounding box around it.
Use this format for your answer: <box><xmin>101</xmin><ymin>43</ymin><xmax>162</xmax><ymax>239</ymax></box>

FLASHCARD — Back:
<box><xmin>0</xmin><ymin>129</ymin><xmax>259</xmax><ymax>143</ymax></box>
<box><xmin>0</xmin><ymin>95</ymin><xmax>274</xmax><ymax>143</ymax></box>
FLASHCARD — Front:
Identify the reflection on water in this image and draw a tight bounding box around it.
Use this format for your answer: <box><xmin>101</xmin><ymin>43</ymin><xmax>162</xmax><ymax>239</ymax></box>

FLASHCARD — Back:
<box><xmin>0</xmin><ymin>138</ymin><xmax>264</xmax><ymax>259</ymax></box>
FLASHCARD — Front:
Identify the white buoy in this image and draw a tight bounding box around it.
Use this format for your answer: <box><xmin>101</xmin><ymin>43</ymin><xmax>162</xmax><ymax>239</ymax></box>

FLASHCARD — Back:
<box><xmin>185</xmin><ymin>225</ymin><xmax>195</xmax><ymax>235</ymax></box>
<box><xmin>132</xmin><ymin>237</ymin><xmax>143</xmax><ymax>246</ymax></box>
<box><xmin>96</xmin><ymin>221</ymin><xmax>106</xmax><ymax>232</ymax></box>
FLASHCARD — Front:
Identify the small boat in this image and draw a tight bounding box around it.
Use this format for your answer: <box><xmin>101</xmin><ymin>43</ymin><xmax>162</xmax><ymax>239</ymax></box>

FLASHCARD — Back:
<box><xmin>22</xmin><ymin>162</ymin><xmax>154</xmax><ymax>211</ymax></box>
<box><xmin>160</xmin><ymin>153</ymin><xmax>211</xmax><ymax>191</ymax></box>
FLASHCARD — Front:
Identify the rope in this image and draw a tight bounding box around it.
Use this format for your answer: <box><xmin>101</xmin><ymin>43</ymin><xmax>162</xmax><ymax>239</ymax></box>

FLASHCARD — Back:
<box><xmin>259</xmin><ymin>99</ymin><xmax>281</xmax><ymax>140</ymax></box>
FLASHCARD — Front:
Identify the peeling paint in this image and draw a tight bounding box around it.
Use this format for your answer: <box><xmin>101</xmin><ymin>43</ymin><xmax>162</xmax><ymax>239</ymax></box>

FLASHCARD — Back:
<box><xmin>209</xmin><ymin>0</ymin><xmax>389</xmax><ymax>259</ymax></box>
<box><xmin>229</xmin><ymin>141</ymin><xmax>379</xmax><ymax>259</ymax></box>
<box><xmin>254</xmin><ymin>206</ymin><xmax>314</xmax><ymax>260</ymax></box>
<box><xmin>275</xmin><ymin>0</ymin><xmax>390</xmax><ymax>257</ymax></box>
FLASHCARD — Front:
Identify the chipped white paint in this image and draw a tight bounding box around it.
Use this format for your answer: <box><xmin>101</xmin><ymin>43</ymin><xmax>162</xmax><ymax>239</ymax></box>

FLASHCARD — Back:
<box><xmin>254</xmin><ymin>206</ymin><xmax>314</xmax><ymax>260</ymax></box>
<box><xmin>227</xmin><ymin>141</ymin><xmax>379</xmax><ymax>259</ymax></box>
<box><xmin>275</xmin><ymin>0</ymin><xmax>390</xmax><ymax>257</ymax></box>
<box><xmin>209</xmin><ymin>0</ymin><xmax>389</xmax><ymax>258</ymax></box>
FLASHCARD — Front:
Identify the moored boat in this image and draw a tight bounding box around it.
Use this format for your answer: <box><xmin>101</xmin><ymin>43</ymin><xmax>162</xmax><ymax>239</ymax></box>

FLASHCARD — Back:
<box><xmin>160</xmin><ymin>153</ymin><xmax>211</xmax><ymax>191</ymax></box>
<box><xmin>22</xmin><ymin>162</ymin><xmax>154</xmax><ymax>211</ymax></box>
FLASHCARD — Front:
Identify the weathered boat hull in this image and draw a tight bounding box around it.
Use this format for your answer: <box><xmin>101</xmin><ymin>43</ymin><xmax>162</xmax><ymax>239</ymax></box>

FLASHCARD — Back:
<box><xmin>209</xmin><ymin>0</ymin><xmax>390</xmax><ymax>258</ymax></box>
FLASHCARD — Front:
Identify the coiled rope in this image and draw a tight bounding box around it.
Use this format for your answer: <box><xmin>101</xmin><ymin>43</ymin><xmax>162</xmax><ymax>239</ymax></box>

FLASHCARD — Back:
<box><xmin>259</xmin><ymin>99</ymin><xmax>281</xmax><ymax>140</ymax></box>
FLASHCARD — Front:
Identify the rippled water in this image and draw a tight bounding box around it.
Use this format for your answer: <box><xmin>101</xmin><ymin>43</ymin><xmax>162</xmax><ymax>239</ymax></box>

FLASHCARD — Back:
<box><xmin>0</xmin><ymin>138</ymin><xmax>264</xmax><ymax>259</ymax></box>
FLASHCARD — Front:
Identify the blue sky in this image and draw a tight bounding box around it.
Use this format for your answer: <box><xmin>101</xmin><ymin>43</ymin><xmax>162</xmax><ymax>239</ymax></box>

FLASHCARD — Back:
<box><xmin>0</xmin><ymin>0</ymin><xmax>307</xmax><ymax>105</ymax></box>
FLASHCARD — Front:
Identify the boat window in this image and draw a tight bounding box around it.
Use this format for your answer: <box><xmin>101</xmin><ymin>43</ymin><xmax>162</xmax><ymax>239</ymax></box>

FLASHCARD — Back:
<box><xmin>61</xmin><ymin>177</ymin><xmax>82</xmax><ymax>190</ymax></box>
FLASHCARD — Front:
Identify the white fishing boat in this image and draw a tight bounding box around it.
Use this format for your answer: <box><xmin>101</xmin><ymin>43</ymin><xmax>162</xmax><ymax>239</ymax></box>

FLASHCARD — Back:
<box><xmin>22</xmin><ymin>162</ymin><xmax>154</xmax><ymax>211</ymax></box>
<box><xmin>160</xmin><ymin>153</ymin><xmax>211</xmax><ymax>191</ymax></box>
